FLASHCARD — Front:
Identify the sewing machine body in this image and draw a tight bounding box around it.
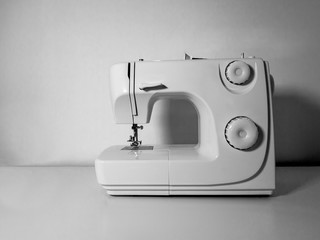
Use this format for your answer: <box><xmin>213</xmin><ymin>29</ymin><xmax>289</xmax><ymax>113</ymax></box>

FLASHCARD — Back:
<box><xmin>95</xmin><ymin>57</ymin><xmax>275</xmax><ymax>195</ymax></box>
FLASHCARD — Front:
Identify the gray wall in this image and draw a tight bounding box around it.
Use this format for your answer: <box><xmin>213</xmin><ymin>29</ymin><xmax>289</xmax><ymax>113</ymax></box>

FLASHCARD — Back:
<box><xmin>1</xmin><ymin>0</ymin><xmax>319</xmax><ymax>165</ymax></box>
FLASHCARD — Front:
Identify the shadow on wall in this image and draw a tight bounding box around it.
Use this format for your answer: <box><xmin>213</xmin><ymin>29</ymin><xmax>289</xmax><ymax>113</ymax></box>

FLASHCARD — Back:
<box><xmin>273</xmin><ymin>90</ymin><xmax>320</xmax><ymax>165</ymax></box>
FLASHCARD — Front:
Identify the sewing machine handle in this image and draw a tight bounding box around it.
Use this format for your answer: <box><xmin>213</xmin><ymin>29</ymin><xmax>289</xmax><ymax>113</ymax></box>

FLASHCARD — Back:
<box><xmin>139</xmin><ymin>83</ymin><xmax>167</xmax><ymax>92</ymax></box>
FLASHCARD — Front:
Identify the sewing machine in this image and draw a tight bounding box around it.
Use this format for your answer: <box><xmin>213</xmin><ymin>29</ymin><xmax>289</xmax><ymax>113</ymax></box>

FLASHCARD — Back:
<box><xmin>95</xmin><ymin>54</ymin><xmax>275</xmax><ymax>195</ymax></box>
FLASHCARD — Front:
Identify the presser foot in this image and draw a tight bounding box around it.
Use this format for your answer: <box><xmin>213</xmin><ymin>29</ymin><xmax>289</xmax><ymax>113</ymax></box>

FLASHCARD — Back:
<box><xmin>127</xmin><ymin>124</ymin><xmax>143</xmax><ymax>147</ymax></box>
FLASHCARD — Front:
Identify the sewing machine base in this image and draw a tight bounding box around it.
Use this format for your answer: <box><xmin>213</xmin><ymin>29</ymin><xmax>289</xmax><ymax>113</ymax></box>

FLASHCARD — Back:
<box><xmin>95</xmin><ymin>145</ymin><xmax>275</xmax><ymax>196</ymax></box>
<box><xmin>103</xmin><ymin>188</ymin><xmax>273</xmax><ymax>196</ymax></box>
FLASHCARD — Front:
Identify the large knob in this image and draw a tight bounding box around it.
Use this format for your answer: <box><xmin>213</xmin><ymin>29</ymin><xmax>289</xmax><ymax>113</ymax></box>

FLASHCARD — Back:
<box><xmin>225</xmin><ymin>61</ymin><xmax>251</xmax><ymax>85</ymax></box>
<box><xmin>225</xmin><ymin>117</ymin><xmax>259</xmax><ymax>150</ymax></box>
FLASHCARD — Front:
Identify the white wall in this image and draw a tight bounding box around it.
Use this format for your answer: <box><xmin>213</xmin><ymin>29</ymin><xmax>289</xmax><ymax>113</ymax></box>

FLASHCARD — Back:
<box><xmin>1</xmin><ymin>0</ymin><xmax>320</xmax><ymax>165</ymax></box>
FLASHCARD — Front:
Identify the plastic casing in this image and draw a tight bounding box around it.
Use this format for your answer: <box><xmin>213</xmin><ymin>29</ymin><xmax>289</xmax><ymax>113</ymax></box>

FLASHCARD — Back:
<box><xmin>95</xmin><ymin>58</ymin><xmax>275</xmax><ymax>195</ymax></box>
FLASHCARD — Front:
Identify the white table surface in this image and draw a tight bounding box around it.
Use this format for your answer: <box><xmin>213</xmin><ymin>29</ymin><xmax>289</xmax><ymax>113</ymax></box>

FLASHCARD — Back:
<box><xmin>1</xmin><ymin>166</ymin><xmax>320</xmax><ymax>240</ymax></box>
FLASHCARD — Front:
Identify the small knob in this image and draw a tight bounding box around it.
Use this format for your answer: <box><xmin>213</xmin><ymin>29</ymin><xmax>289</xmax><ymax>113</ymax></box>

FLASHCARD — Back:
<box><xmin>225</xmin><ymin>116</ymin><xmax>259</xmax><ymax>150</ymax></box>
<box><xmin>225</xmin><ymin>61</ymin><xmax>251</xmax><ymax>85</ymax></box>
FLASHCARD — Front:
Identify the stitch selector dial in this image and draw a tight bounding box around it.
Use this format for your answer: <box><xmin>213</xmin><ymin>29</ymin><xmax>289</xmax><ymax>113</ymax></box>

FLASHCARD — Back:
<box><xmin>225</xmin><ymin>117</ymin><xmax>259</xmax><ymax>150</ymax></box>
<box><xmin>225</xmin><ymin>61</ymin><xmax>251</xmax><ymax>85</ymax></box>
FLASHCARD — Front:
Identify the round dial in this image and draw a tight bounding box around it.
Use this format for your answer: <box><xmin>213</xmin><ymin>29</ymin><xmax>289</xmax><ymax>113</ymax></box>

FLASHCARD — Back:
<box><xmin>225</xmin><ymin>116</ymin><xmax>259</xmax><ymax>150</ymax></box>
<box><xmin>225</xmin><ymin>61</ymin><xmax>251</xmax><ymax>85</ymax></box>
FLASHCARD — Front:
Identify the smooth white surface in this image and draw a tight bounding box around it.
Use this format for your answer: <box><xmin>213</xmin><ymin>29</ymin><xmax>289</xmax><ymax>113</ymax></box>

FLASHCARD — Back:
<box><xmin>97</xmin><ymin>58</ymin><xmax>274</xmax><ymax>194</ymax></box>
<box><xmin>1</xmin><ymin>0</ymin><xmax>320</xmax><ymax>165</ymax></box>
<box><xmin>1</xmin><ymin>166</ymin><xmax>320</xmax><ymax>240</ymax></box>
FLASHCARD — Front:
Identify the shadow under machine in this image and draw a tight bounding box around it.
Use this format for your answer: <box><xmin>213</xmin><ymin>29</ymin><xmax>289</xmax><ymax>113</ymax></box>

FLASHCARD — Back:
<box><xmin>95</xmin><ymin>55</ymin><xmax>275</xmax><ymax>195</ymax></box>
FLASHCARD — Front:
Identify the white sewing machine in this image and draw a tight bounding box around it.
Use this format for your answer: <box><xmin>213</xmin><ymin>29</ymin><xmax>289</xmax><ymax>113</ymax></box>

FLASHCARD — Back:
<box><xmin>95</xmin><ymin>55</ymin><xmax>275</xmax><ymax>195</ymax></box>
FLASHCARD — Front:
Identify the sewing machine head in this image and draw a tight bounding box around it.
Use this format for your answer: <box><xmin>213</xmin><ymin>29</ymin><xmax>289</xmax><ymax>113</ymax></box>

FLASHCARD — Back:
<box><xmin>96</xmin><ymin>54</ymin><xmax>275</xmax><ymax>196</ymax></box>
